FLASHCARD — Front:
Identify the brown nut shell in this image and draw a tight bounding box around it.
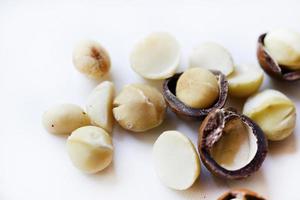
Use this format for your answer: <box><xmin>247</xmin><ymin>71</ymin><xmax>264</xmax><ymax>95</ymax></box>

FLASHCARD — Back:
<box><xmin>218</xmin><ymin>188</ymin><xmax>266</xmax><ymax>200</ymax></box>
<box><xmin>162</xmin><ymin>70</ymin><xmax>228</xmax><ymax>120</ymax></box>
<box><xmin>198</xmin><ymin>108</ymin><xmax>268</xmax><ymax>179</ymax></box>
<box><xmin>257</xmin><ymin>33</ymin><xmax>300</xmax><ymax>81</ymax></box>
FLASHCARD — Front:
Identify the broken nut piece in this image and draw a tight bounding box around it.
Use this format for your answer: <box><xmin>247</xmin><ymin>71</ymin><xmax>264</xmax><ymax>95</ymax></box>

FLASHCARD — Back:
<box><xmin>228</xmin><ymin>64</ymin><xmax>264</xmax><ymax>98</ymax></box>
<box><xmin>189</xmin><ymin>42</ymin><xmax>234</xmax><ymax>76</ymax></box>
<box><xmin>113</xmin><ymin>83</ymin><xmax>166</xmax><ymax>132</ymax></box>
<box><xmin>67</xmin><ymin>126</ymin><xmax>113</xmax><ymax>173</ymax></box>
<box><xmin>86</xmin><ymin>81</ymin><xmax>115</xmax><ymax>133</ymax></box>
<box><xmin>130</xmin><ymin>32</ymin><xmax>180</xmax><ymax>80</ymax></box>
<box><xmin>257</xmin><ymin>30</ymin><xmax>300</xmax><ymax>81</ymax></box>
<box><xmin>153</xmin><ymin>130</ymin><xmax>200</xmax><ymax>190</ymax></box>
<box><xmin>243</xmin><ymin>89</ymin><xmax>296</xmax><ymax>141</ymax></box>
<box><xmin>218</xmin><ymin>189</ymin><xmax>266</xmax><ymax>200</ymax></box>
<box><xmin>163</xmin><ymin>70</ymin><xmax>228</xmax><ymax>120</ymax></box>
<box><xmin>73</xmin><ymin>40</ymin><xmax>111</xmax><ymax>79</ymax></box>
<box><xmin>198</xmin><ymin>108</ymin><xmax>268</xmax><ymax>179</ymax></box>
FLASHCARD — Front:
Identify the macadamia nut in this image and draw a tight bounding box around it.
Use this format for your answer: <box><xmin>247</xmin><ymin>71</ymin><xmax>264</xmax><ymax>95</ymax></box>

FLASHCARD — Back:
<box><xmin>228</xmin><ymin>64</ymin><xmax>264</xmax><ymax>98</ymax></box>
<box><xmin>73</xmin><ymin>40</ymin><xmax>111</xmax><ymax>79</ymax></box>
<box><xmin>176</xmin><ymin>68</ymin><xmax>219</xmax><ymax>109</ymax></box>
<box><xmin>243</xmin><ymin>89</ymin><xmax>296</xmax><ymax>141</ymax></box>
<box><xmin>264</xmin><ymin>29</ymin><xmax>300</xmax><ymax>70</ymax></box>
<box><xmin>113</xmin><ymin>83</ymin><xmax>166</xmax><ymax>132</ymax></box>
<box><xmin>153</xmin><ymin>131</ymin><xmax>200</xmax><ymax>190</ymax></box>
<box><xmin>67</xmin><ymin>126</ymin><xmax>113</xmax><ymax>173</ymax></box>
<box><xmin>130</xmin><ymin>32</ymin><xmax>180</xmax><ymax>80</ymax></box>
<box><xmin>189</xmin><ymin>42</ymin><xmax>234</xmax><ymax>76</ymax></box>
<box><xmin>42</xmin><ymin>104</ymin><xmax>90</xmax><ymax>135</ymax></box>
<box><xmin>86</xmin><ymin>81</ymin><xmax>115</xmax><ymax>133</ymax></box>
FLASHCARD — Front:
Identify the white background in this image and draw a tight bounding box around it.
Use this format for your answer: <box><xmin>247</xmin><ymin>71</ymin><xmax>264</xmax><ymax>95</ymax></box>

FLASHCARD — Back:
<box><xmin>1</xmin><ymin>1</ymin><xmax>300</xmax><ymax>199</ymax></box>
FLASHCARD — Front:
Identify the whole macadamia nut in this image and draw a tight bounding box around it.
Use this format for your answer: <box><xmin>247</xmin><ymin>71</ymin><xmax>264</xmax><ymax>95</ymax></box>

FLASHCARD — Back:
<box><xmin>176</xmin><ymin>68</ymin><xmax>219</xmax><ymax>109</ymax></box>
<box><xmin>113</xmin><ymin>83</ymin><xmax>166</xmax><ymax>132</ymax></box>
<box><xmin>73</xmin><ymin>40</ymin><xmax>111</xmax><ymax>79</ymax></box>
<box><xmin>67</xmin><ymin>126</ymin><xmax>113</xmax><ymax>173</ymax></box>
<box><xmin>243</xmin><ymin>89</ymin><xmax>296</xmax><ymax>141</ymax></box>
<box><xmin>264</xmin><ymin>29</ymin><xmax>300</xmax><ymax>70</ymax></box>
<box><xmin>42</xmin><ymin>104</ymin><xmax>90</xmax><ymax>135</ymax></box>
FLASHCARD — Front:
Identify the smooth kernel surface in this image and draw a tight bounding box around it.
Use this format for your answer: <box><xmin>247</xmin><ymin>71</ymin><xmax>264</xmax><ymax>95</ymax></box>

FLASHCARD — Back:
<box><xmin>153</xmin><ymin>131</ymin><xmax>200</xmax><ymax>190</ymax></box>
<box><xmin>130</xmin><ymin>32</ymin><xmax>180</xmax><ymax>80</ymax></box>
<box><xmin>42</xmin><ymin>104</ymin><xmax>90</xmax><ymax>135</ymax></box>
<box><xmin>176</xmin><ymin>68</ymin><xmax>219</xmax><ymax>109</ymax></box>
<box><xmin>189</xmin><ymin>42</ymin><xmax>234</xmax><ymax>76</ymax></box>
<box><xmin>264</xmin><ymin>29</ymin><xmax>300</xmax><ymax>70</ymax></box>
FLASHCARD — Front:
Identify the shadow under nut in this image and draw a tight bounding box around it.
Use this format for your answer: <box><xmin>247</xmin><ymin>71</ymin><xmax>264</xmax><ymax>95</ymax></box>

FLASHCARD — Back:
<box><xmin>162</xmin><ymin>70</ymin><xmax>228</xmax><ymax>120</ymax></box>
<box><xmin>257</xmin><ymin>33</ymin><xmax>300</xmax><ymax>81</ymax></box>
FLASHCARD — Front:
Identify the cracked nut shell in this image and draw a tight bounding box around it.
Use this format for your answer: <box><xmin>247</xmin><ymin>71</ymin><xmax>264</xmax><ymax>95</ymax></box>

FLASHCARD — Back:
<box><xmin>218</xmin><ymin>189</ymin><xmax>266</xmax><ymax>200</ymax></box>
<box><xmin>198</xmin><ymin>108</ymin><xmax>268</xmax><ymax>179</ymax></box>
<box><xmin>257</xmin><ymin>33</ymin><xmax>300</xmax><ymax>81</ymax></box>
<box><xmin>163</xmin><ymin>70</ymin><xmax>228</xmax><ymax>120</ymax></box>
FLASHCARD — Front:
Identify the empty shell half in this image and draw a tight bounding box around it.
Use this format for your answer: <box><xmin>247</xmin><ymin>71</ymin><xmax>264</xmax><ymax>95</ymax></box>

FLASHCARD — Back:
<box><xmin>198</xmin><ymin>108</ymin><xmax>268</xmax><ymax>179</ymax></box>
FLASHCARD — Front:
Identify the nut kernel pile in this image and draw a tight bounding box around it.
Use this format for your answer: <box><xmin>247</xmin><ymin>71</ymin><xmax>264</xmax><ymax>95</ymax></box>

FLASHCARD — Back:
<box><xmin>42</xmin><ymin>30</ymin><xmax>299</xmax><ymax>198</ymax></box>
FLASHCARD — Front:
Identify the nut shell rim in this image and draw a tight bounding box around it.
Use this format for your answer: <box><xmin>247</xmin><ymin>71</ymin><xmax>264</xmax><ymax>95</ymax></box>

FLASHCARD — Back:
<box><xmin>257</xmin><ymin>33</ymin><xmax>300</xmax><ymax>81</ymax></box>
<box><xmin>162</xmin><ymin>70</ymin><xmax>228</xmax><ymax>120</ymax></box>
<box><xmin>217</xmin><ymin>188</ymin><xmax>266</xmax><ymax>200</ymax></box>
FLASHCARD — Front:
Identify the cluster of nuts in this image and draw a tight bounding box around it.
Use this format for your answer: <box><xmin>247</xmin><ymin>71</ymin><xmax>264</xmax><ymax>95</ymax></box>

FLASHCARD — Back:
<box><xmin>42</xmin><ymin>29</ymin><xmax>299</xmax><ymax>198</ymax></box>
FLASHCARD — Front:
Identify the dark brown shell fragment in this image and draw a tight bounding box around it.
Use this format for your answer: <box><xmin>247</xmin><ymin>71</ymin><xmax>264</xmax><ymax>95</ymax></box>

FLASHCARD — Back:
<box><xmin>198</xmin><ymin>108</ymin><xmax>268</xmax><ymax>179</ymax></box>
<box><xmin>257</xmin><ymin>33</ymin><xmax>300</xmax><ymax>81</ymax></box>
<box><xmin>218</xmin><ymin>189</ymin><xmax>266</xmax><ymax>200</ymax></box>
<box><xmin>162</xmin><ymin>70</ymin><xmax>228</xmax><ymax>120</ymax></box>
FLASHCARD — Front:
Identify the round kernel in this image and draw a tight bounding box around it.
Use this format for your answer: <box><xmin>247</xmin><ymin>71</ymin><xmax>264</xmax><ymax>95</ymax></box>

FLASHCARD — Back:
<box><xmin>176</xmin><ymin>68</ymin><xmax>219</xmax><ymax>109</ymax></box>
<box><xmin>73</xmin><ymin>40</ymin><xmax>111</xmax><ymax>79</ymax></box>
<box><xmin>264</xmin><ymin>29</ymin><xmax>300</xmax><ymax>70</ymax></box>
<box><xmin>228</xmin><ymin>64</ymin><xmax>264</xmax><ymax>98</ymax></box>
<box><xmin>67</xmin><ymin>126</ymin><xmax>113</xmax><ymax>173</ymax></box>
<box><xmin>113</xmin><ymin>83</ymin><xmax>166</xmax><ymax>132</ymax></box>
<box><xmin>243</xmin><ymin>89</ymin><xmax>296</xmax><ymax>141</ymax></box>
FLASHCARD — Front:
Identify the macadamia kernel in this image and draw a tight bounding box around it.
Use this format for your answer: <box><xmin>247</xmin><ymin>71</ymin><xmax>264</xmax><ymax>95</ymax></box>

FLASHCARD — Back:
<box><xmin>264</xmin><ymin>29</ymin><xmax>300</xmax><ymax>70</ymax></box>
<box><xmin>189</xmin><ymin>42</ymin><xmax>234</xmax><ymax>76</ymax></box>
<box><xmin>113</xmin><ymin>83</ymin><xmax>166</xmax><ymax>132</ymax></box>
<box><xmin>67</xmin><ymin>126</ymin><xmax>113</xmax><ymax>173</ymax></box>
<box><xmin>228</xmin><ymin>64</ymin><xmax>264</xmax><ymax>98</ymax></box>
<box><xmin>130</xmin><ymin>32</ymin><xmax>180</xmax><ymax>80</ymax></box>
<box><xmin>86</xmin><ymin>81</ymin><xmax>115</xmax><ymax>133</ymax></box>
<box><xmin>243</xmin><ymin>89</ymin><xmax>296</xmax><ymax>141</ymax></box>
<box><xmin>153</xmin><ymin>131</ymin><xmax>200</xmax><ymax>190</ymax></box>
<box><xmin>73</xmin><ymin>40</ymin><xmax>111</xmax><ymax>79</ymax></box>
<box><xmin>42</xmin><ymin>104</ymin><xmax>90</xmax><ymax>135</ymax></box>
<box><xmin>176</xmin><ymin>68</ymin><xmax>219</xmax><ymax>109</ymax></box>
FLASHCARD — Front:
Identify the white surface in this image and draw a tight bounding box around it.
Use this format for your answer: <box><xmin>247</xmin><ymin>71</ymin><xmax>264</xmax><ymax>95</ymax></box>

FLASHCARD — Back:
<box><xmin>1</xmin><ymin>1</ymin><xmax>300</xmax><ymax>199</ymax></box>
